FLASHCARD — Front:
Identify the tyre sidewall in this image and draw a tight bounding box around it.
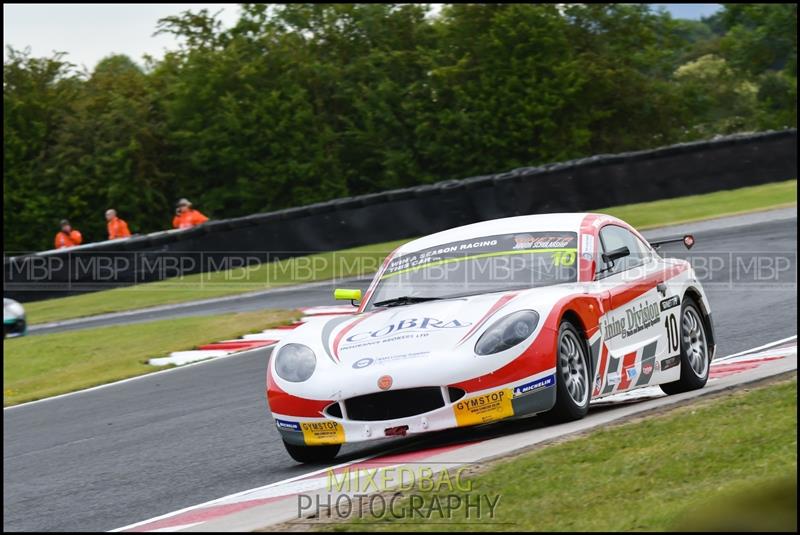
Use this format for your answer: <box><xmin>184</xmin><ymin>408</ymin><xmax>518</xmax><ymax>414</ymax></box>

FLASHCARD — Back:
<box><xmin>677</xmin><ymin>297</ymin><xmax>710</xmax><ymax>389</ymax></box>
<box><xmin>550</xmin><ymin>321</ymin><xmax>591</xmax><ymax>421</ymax></box>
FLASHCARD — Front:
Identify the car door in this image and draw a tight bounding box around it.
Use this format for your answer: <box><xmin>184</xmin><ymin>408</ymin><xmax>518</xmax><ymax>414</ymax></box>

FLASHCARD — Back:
<box><xmin>595</xmin><ymin>224</ymin><xmax>668</xmax><ymax>395</ymax></box>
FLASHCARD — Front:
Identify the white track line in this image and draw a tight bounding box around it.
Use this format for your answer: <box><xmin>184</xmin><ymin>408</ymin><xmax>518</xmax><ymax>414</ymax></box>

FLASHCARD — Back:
<box><xmin>109</xmin><ymin>454</ymin><xmax>376</xmax><ymax>532</ymax></box>
<box><xmin>715</xmin><ymin>334</ymin><xmax>796</xmax><ymax>361</ymax></box>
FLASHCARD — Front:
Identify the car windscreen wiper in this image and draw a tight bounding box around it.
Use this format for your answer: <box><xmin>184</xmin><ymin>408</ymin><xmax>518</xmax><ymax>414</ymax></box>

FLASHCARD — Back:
<box><xmin>372</xmin><ymin>296</ymin><xmax>442</xmax><ymax>308</ymax></box>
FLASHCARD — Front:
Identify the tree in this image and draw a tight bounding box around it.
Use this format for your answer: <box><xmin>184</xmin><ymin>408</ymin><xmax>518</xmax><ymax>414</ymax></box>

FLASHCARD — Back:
<box><xmin>4</xmin><ymin>48</ymin><xmax>81</xmax><ymax>252</ymax></box>
<box><xmin>3</xmin><ymin>4</ymin><xmax>797</xmax><ymax>252</ymax></box>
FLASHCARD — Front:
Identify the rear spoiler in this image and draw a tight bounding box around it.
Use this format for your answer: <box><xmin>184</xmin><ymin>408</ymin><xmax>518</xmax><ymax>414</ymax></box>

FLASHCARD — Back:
<box><xmin>650</xmin><ymin>234</ymin><xmax>695</xmax><ymax>250</ymax></box>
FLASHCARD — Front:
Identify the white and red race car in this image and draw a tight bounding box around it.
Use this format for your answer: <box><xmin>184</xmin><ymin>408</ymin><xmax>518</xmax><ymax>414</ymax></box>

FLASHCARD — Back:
<box><xmin>267</xmin><ymin>213</ymin><xmax>715</xmax><ymax>463</ymax></box>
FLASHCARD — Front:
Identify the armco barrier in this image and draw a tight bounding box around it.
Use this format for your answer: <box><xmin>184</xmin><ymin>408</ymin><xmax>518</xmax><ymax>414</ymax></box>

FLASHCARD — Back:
<box><xmin>4</xmin><ymin>129</ymin><xmax>797</xmax><ymax>302</ymax></box>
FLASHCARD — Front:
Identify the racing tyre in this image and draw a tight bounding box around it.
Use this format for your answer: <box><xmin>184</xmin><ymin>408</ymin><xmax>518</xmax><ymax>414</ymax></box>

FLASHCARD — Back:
<box><xmin>660</xmin><ymin>297</ymin><xmax>710</xmax><ymax>395</ymax></box>
<box><xmin>282</xmin><ymin>440</ymin><xmax>341</xmax><ymax>464</ymax></box>
<box><xmin>545</xmin><ymin>320</ymin><xmax>591</xmax><ymax>422</ymax></box>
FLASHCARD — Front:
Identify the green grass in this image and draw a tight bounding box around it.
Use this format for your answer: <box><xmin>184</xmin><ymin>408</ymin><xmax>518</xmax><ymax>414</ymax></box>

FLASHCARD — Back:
<box><xmin>23</xmin><ymin>179</ymin><xmax>797</xmax><ymax>325</ymax></box>
<box><xmin>325</xmin><ymin>378</ymin><xmax>797</xmax><ymax>532</ymax></box>
<box><xmin>2</xmin><ymin>309</ymin><xmax>299</xmax><ymax>406</ymax></box>
<box><xmin>602</xmin><ymin>178</ymin><xmax>797</xmax><ymax>229</ymax></box>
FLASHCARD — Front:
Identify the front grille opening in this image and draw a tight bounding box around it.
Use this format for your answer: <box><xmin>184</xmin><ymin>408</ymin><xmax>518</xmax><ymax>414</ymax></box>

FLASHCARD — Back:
<box><xmin>447</xmin><ymin>387</ymin><xmax>466</xmax><ymax>402</ymax></box>
<box><xmin>344</xmin><ymin>387</ymin><xmax>445</xmax><ymax>422</ymax></box>
<box><xmin>325</xmin><ymin>402</ymin><xmax>343</xmax><ymax>418</ymax></box>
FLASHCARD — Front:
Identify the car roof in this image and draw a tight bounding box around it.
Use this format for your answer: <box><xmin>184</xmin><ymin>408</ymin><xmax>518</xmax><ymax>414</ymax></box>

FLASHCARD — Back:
<box><xmin>395</xmin><ymin>212</ymin><xmax>593</xmax><ymax>255</ymax></box>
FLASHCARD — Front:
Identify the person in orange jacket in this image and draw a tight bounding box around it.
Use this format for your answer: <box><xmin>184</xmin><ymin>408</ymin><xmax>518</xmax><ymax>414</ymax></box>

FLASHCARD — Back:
<box><xmin>105</xmin><ymin>209</ymin><xmax>132</xmax><ymax>240</ymax></box>
<box><xmin>172</xmin><ymin>198</ymin><xmax>209</xmax><ymax>229</ymax></box>
<box><xmin>54</xmin><ymin>219</ymin><xmax>83</xmax><ymax>249</ymax></box>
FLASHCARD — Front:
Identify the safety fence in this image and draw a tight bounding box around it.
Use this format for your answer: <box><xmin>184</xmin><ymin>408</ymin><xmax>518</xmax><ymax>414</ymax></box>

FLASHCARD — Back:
<box><xmin>4</xmin><ymin>129</ymin><xmax>797</xmax><ymax>302</ymax></box>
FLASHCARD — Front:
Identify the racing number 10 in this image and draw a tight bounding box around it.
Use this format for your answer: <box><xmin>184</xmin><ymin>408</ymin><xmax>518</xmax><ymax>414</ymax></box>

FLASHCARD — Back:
<box><xmin>552</xmin><ymin>251</ymin><xmax>576</xmax><ymax>266</ymax></box>
<box><xmin>665</xmin><ymin>314</ymin><xmax>679</xmax><ymax>353</ymax></box>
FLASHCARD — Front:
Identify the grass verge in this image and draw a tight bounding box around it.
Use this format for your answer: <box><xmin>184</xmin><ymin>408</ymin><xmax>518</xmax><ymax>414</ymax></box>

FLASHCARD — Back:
<box><xmin>322</xmin><ymin>378</ymin><xmax>797</xmax><ymax>532</ymax></box>
<box><xmin>23</xmin><ymin>179</ymin><xmax>797</xmax><ymax>325</ymax></box>
<box><xmin>3</xmin><ymin>309</ymin><xmax>299</xmax><ymax>406</ymax></box>
<box><xmin>605</xmin><ymin>178</ymin><xmax>797</xmax><ymax>229</ymax></box>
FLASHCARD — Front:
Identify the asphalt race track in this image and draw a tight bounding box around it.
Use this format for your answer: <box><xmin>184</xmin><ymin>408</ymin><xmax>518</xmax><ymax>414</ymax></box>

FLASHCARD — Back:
<box><xmin>26</xmin><ymin>277</ymin><xmax>373</xmax><ymax>336</ymax></box>
<box><xmin>3</xmin><ymin>211</ymin><xmax>797</xmax><ymax>531</ymax></box>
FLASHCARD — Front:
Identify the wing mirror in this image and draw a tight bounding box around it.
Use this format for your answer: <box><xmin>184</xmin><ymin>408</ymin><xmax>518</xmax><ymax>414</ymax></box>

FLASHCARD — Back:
<box><xmin>650</xmin><ymin>234</ymin><xmax>695</xmax><ymax>250</ymax></box>
<box><xmin>334</xmin><ymin>288</ymin><xmax>362</xmax><ymax>307</ymax></box>
<box><xmin>601</xmin><ymin>246</ymin><xmax>630</xmax><ymax>264</ymax></box>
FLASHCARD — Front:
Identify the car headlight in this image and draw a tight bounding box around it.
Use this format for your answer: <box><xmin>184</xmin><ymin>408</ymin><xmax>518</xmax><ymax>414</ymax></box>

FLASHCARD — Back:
<box><xmin>274</xmin><ymin>343</ymin><xmax>317</xmax><ymax>382</ymax></box>
<box><xmin>475</xmin><ymin>310</ymin><xmax>539</xmax><ymax>356</ymax></box>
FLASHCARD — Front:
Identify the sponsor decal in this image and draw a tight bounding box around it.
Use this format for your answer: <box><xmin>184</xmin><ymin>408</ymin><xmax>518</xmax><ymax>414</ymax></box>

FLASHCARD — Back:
<box><xmin>352</xmin><ymin>357</ymin><xmax>374</xmax><ymax>369</ymax></box>
<box><xmin>275</xmin><ymin>418</ymin><xmax>301</xmax><ymax>432</ymax></box>
<box><xmin>660</xmin><ymin>295</ymin><xmax>680</xmax><ymax>311</ymax></box>
<box><xmin>344</xmin><ymin>317</ymin><xmax>471</xmax><ymax>344</ymax></box>
<box><xmin>352</xmin><ymin>352</ymin><xmax>431</xmax><ymax>369</ymax></box>
<box><xmin>453</xmin><ymin>389</ymin><xmax>514</xmax><ymax>426</ymax></box>
<box><xmin>642</xmin><ymin>363</ymin><xmax>654</xmax><ymax>375</ymax></box>
<box><xmin>581</xmin><ymin>233</ymin><xmax>595</xmax><ymax>261</ymax></box>
<box><xmin>601</xmin><ymin>300</ymin><xmax>661</xmax><ymax>341</ymax></box>
<box><xmin>660</xmin><ymin>355</ymin><xmax>680</xmax><ymax>371</ymax></box>
<box><xmin>382</xmin><ymin>232</ymin><xmax>578</xmax><ymax>278</ymax></box>
<box><xmin>378</xmin><ymin>375</ymin><xmax>393</xmax><ymax>390</ymax></box>
<box><xmin>625</xmin><ymin>367</ymin><xmax>638</xmax><ymax>380</ymax></box>
<box><xmin>301</xmin><ymin>421</ymin><xmax>344</xmax><ymax>445</ymax></box>
<box><xmin>602</xmin><ymin>356</ymin><xmax>621</xmax><ymax>394</ymax></box>
<box><xmin>512</xmin><ymin>234</ymin><xmax>574</xmax><ymax>250</ymax></box>
<box><xmin>512</xmin><ymin>375</ymin><xmax>555</xmax><ymax>397</ymax></box>
<box><xmin>594</xmin><ymin>375</ymin><xmax>603</xmax><ymax>390</ymax></box>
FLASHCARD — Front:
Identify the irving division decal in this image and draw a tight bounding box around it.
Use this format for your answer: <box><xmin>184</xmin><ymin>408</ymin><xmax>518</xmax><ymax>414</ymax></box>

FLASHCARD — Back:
<box><xmin>601</xmin><ymin>300</ymin><xmax>661</xmax><ymax>341</ymax></box>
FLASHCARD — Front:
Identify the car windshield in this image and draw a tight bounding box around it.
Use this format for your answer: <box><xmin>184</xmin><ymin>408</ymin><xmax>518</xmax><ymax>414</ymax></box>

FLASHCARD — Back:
<box><xmin>366</xmin><ymin>231</ymin><xmax>578</xmax><ymax>310</ymax></box>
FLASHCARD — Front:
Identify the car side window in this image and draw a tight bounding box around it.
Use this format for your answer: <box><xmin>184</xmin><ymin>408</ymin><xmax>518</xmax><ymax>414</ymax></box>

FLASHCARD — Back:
<box><xmin>596</xmin><ymin>225</ymin><xmax>651</xmax><ymax>277</ymax></box>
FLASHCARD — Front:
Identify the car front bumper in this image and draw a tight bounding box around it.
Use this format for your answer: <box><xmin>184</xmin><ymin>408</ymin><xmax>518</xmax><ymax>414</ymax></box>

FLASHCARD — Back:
<box><xmin>272</xmin><ymin>370</ymin><xmax>556</xmax><ymax>446</ymax></box>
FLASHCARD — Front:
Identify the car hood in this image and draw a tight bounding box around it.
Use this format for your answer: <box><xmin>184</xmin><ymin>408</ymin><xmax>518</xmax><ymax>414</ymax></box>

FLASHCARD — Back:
<box><xmin>273</xmin><ymin>285</ymin><xmax>578</xmax><ymax>400</ymax></box>
<box><xmin>328</xmin><ymin>294</ymin><xmax>512</xmax><ymax>366</ymax></box>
